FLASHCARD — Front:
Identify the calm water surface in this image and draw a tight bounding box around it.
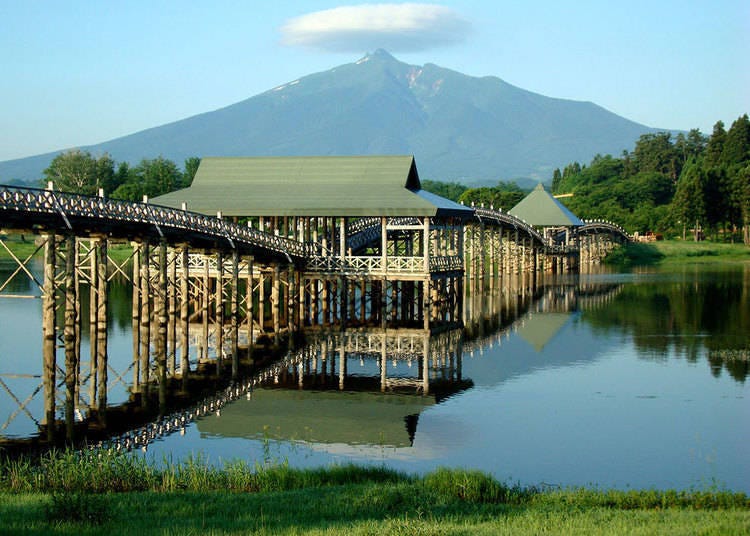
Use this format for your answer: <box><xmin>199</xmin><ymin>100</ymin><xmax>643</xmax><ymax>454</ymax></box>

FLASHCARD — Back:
<box><xmin>1</xmin><ymin>261</ymin><xmax>747</xmax><ymax>492</ymax></box>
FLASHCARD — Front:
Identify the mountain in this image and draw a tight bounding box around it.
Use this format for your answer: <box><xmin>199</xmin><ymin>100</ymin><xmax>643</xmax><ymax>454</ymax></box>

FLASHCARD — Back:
<box><xmin>0</xmin><ymin>50</ymin><xmax>661</xmax><ymax>185</ymax></box>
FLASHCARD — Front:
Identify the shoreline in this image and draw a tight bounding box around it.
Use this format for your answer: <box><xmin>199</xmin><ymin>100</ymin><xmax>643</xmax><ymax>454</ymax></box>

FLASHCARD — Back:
<box><xmin>1</xmin><ymin>455</ymin><xmax>748</xmax><ymax>534</ymax></box>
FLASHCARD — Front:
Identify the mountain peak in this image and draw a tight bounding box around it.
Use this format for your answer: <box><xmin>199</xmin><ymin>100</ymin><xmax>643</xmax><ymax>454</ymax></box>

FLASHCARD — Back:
<box><xmin>0</xmin><ymin>51</ymin><xmax>658</xmax><ymax>184</ymax></box>
<box><xmin>358</xmin><ymin>49</ymin><xmax>399</xmax><ymax>64</ymax></box>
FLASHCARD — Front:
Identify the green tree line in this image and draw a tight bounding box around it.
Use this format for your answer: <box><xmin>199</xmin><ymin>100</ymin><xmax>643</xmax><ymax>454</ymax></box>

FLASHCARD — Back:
<box><xmin>40</xmin><ymin>149</ymin><xmax>200</xmax><ymax>202</ymax></box>
<box><xmin>552</xmin><ymin>115</ymin><xmax>750</xmax><ymax>244</ymax></box>
<box><xmin>421</xmin><ymin>179</ymin><xmax>526</xmax><ymax>211</ymax></box>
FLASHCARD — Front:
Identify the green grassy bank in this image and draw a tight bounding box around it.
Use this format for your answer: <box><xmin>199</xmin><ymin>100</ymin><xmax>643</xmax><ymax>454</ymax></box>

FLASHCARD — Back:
<box><xmin>1</xmin><ymin>451</ymin><xmax>748</xmax><ymax>535</ymax></box>
<box><xmin>605</xmin><ymin>240</ymin><xmax>750</xmax><ymax>267</ymax></box>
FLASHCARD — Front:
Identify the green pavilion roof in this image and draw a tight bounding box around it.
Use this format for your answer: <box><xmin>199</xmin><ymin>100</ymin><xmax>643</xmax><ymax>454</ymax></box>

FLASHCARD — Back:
<box><xmin>509</xmin><ymin>183</ymin><xmax>584</xmax><ymax>227</ymax></box>
<box><xmin>152</xmin><ymin>155</ymin><xmax>471</xmax><ymax>218</ymax></box>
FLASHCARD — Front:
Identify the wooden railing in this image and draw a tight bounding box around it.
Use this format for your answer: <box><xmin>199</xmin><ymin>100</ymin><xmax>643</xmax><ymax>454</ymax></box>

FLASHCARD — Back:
<box><xmin>306</xmin><ymin>254</ymin><xmax>462</xmax><ymax>275</ymax></box>
<box><xmin>0</xmin><ymin>185</ymin><xmax>313</xmax><ymax>260</ymax></box>
<box><xmin>577</xmin><ymin>220</ymin><xmax>633</xmax><ymax>242</ymax></box>
<box><xmin>472</xmin><ymin>207</ymin><xmax>546</xmax><ymax>244</ymax></box>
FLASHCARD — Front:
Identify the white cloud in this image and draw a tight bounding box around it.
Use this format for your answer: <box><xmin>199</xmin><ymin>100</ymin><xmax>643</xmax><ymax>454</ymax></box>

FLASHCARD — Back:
<box><xmin>280</xmin><ymin>3</ymin><xmax>471</xmax><ymax>53</ymax></box>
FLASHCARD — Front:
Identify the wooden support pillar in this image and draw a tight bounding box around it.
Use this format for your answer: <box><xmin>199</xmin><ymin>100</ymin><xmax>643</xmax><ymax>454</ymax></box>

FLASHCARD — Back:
<box><xmin>231</xmin><ymin>250</ymin><xmax>240</xmax><ymax>381</ymax></box>
<box><xmin>139</xmin><ymin>242</ymin><xmax>151</xmax><ymax>398</ymax></box>
<box><xmin>63</xmin><ymin>235</ymin><xmax>77</xmax><ymax>442</ymax></box>
<box><xmin>156</xmin><ymin>241</ymin><xmax>168</xmax><ymax>411</ymax></box>
<box><xmin>168</xmin><ymin>248</ymin><xmax>177</xmax><ymax>374</ymax></box>
<box><xmin>287</xmin><ymin>266</ymin><xmax>298</xmax><ymax>333</ymax></box>
<box><xmin>245</xmin><ymin>257</ymin><xmax>254</xmax><ymax>348</ymax></box>
<box><xmin>132</xmin><ymin>243</ymin><xmax>141</xmax><ymax>389</ymax></box>
<box><xmin>258</xmin><ymin>270</ymin><xmax>266</xmax><ymax>333</ymax></box>
<box><xmin>95</xmin><ymin>238</ymin><xmax>108</xmax><ymax>420</ymax></box>
<box><xmin>202</xmin><ymin>252</ymin><xmax>210</xmax><ymax>359</ymax></box>
<box><xmin>215</xmin><ymin>251</ymin><xmax>225</xmax><ymax>374</ymax></box>
<box><xmin>180</xmin><ymin>246</ymin><xmax>190</xmax><ymax>389</ymax></box>
<box><xmin>272</xmin><ymin>264</ymin><xmax>281</xmax><ymax>340</ymax></box>
<box><xmin>42</xmin><ymin>234</ymin><xmax>57</xmax><ymax>441</ymax></box>
<box><xmin>89</xmin><ymin>239</ymin><xmax>98</xmax><ymax>406</ymax></box>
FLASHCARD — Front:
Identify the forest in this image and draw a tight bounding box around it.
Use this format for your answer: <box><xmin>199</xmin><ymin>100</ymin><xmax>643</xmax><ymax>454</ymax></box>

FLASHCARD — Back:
<box><xmin>425</xmin><ymin>115</ymin><xmax>750</xmax><ymax>245</ymax></box>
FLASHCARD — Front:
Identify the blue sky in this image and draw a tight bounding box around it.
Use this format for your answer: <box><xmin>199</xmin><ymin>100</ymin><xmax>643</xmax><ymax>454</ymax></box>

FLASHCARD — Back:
<box><xmin>0</xmin><ymin>1</ymin><xmax>747</xmax><ymax>162</ymax></box>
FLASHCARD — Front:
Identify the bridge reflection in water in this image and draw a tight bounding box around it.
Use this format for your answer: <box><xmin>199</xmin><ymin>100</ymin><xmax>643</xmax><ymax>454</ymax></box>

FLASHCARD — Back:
<box><xmin>0</xmin><ymin>260</ymin><xmax>623</xmax><ymax>455</ymax></box>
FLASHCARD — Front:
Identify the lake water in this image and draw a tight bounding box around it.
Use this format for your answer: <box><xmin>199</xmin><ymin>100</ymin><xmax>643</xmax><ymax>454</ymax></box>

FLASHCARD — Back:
<box><xmin>1</xmin><ymin>260</ymin><xmax>748</xmax><ymax>492</ymax></box>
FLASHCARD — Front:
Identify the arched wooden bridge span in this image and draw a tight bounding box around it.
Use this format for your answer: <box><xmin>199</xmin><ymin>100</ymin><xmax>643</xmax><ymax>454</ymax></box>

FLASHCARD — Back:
<box><xmin>0</xmin><ymin>179</ymin><xmax>630</xmax><ymax>445</ymax></box>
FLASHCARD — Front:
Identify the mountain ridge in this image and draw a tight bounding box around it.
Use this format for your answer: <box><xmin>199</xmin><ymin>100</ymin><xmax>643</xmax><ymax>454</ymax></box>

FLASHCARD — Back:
<box><xmin>0</xmin><ymin>50</ymin><xmax>661</xmax><ymax>185</ymax></box>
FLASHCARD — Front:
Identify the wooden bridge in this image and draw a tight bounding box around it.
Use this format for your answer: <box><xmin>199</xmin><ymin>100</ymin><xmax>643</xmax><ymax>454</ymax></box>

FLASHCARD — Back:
<box><xmin>0</xmin><ymin>155</ymin><xmax>631</xmax><ymax>445</ymax></box>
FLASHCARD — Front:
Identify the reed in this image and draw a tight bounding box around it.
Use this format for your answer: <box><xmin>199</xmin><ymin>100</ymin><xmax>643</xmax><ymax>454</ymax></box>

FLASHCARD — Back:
<box><xmin>2</xmin><ymin>450</ymin><xmax>747</xmax><ymax>510</ymax></box>
<box><xmin>0</xmin><ymin>451</ymin><xmax>748</xmax><ymax>535</ymax></box>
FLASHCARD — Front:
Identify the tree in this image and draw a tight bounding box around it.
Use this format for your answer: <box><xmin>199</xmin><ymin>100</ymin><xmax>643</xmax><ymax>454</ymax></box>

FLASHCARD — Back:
<box><xmin>632</xmin><ymin>132</ymin><xmax>681</xmax><ymax>180</ymax></box>
<box><xmin>551</xmin><ymin>168</ymin><xmax>562</xmax><ymax>193</ymax></box>
<box><xmin>675</xmin><ymin>129</ymin><xmax>707</xmax><ymax>162</ymax></box>
<box><xmin>43</xmin><ymin>149</ymin><xmax>115</xmax><ymax>195</ymax></box>
<box><xmin>721</xmin><ymin>114</ymin><xmax>750</xmax><ymax>165</ymax></box>
<box><xmin>183</xmin><ymin>157</ymin><xmax>201</xmax><ymax>187</ymax></box>
<box><xmin>671</xmin><ymin>158</ymin><xmax>706</xmax><ymax>241</ymax></box>
<box><xmin>457</xmin><ymin>181</ymin><xmax>526</xmax><ymax>211</ymax></box>
<box><xmin>137</xmin><ymin>156</ymin><xmax>182</xmax><ymax>198</ymax></box>
<box><xmin>705</xmin><ymin>121</ymin><xmax>726</xmax><ymax>166</ymax></box>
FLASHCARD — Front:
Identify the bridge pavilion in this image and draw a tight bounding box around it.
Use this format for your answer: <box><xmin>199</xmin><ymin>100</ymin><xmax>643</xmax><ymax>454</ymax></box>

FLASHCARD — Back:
<box><xmin>508</xmin><ymin>183</ymin><xmax>584</xmax><ymax>246</ymax></box>
<box><xmin>153</xmin><ymin>155</ymin><xmax>473</xmax><ymax>330</ymax></box>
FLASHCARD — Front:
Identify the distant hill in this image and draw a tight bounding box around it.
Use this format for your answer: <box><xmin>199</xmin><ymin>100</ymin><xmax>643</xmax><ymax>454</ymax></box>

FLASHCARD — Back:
<box><xmin>0</xmin><ymin>50</ymin><xmax>662</xmax><ymax>185</ymax></box>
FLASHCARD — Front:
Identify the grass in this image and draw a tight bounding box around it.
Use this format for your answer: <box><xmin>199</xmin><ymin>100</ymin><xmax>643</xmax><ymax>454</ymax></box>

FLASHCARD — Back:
<box><xmin>0</xmin><ymin>451</ymin><xmax>748</xmax><ymax>535</ymax></box>
<box><xmin>605</xmin><ymin>240</ymin><xmax>750</xmax><ymax>267</ymax></box>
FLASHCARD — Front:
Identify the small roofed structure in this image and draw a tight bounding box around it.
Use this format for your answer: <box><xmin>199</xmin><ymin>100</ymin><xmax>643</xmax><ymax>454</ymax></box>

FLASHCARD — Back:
<box><xmin>509</xmin><ymin>183</ymin><xmax>583</xmax><ymax>246</ymax></box>
<box><xmin>153</xmin><ymin>157</ymin><xmax>470</xmax><ymax>330</ymax></box>
<box><xmin>153</xmin><ymin>155</ymin><xmax>471</xmax><ymax>218</ymax></box>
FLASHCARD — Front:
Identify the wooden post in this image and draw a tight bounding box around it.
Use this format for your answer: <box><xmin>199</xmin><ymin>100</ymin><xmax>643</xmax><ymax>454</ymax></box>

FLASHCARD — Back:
<box><xmin>180</xmin><ymin>246</ymin><xmax>190</xmax><ymax>389</ymax></box>
<box><xmin>156</xmin><ymin>241</ymin><xmax>168</xmax><ymax>410</ymax></box>
<box><xmin>381</xmin><ymin>217</ymin><xmax>387</xmax><ymax>272</ymax></box>
<box><xmin>132</xmin><ymin>243</ymin><xmax>141</xmax><ymax>389</ymax></box>
<box><xmin>258</xmin><ymin>270</ymin><xmax>266</xmax><ymax>333</ymax></box>
<box><xmin>231</xmin><ymin>250</ymin><xmax>240</xmax><ymax>381</ymax></box>
<box><xmin>42</xmin><ymin>234</ymin><xmax>57</xmax><ymax>441</ymax></box>
<box><xmin>215</xmin><ymin>251</ymin><xmax>224</xmax><ymax>374</ymax></box>
<box><xmin>63</xmin><ymin>235</ymin><xmax>77</xmax><ymax>442</ymax></box>
<box><xmin>245</xmin><ymin>256</ymin><xmax>254</xmax><ymax>353</ymax></box>
<box><xmin>96</xmin><ymin>238</ymin><xmax>108</xmax><ymax>421</ymax></box>
<box><xmin>89</xmin><ymin>239</ymin><xmax>99</xmax><ymax>408</ymax></box>
<box><xmin>139</xmin><ymin>242</ymin><xmax>151</xmax><ymax>398</ymax></box>
<box><xmin>202</xmin><ymin>252</ymin><xmax>210</xmax><ymax>359</ymax></box>
<box><xmin>272</xmin><ymin>264</ymin><xmax>280</xmax><ymax>340</ymax></box>
<box><xmin>168</xmin><ymin>248</ymin><xmax>177</xmax><ymax>374</ymax></box>
<box><xmin>287</xmin><ymin>266</ymin><xmax>297</xmax><ymax>332</ymax></box>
